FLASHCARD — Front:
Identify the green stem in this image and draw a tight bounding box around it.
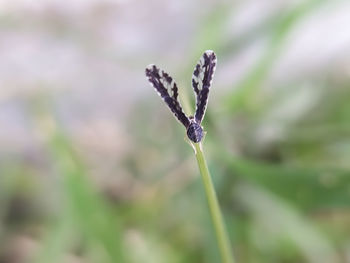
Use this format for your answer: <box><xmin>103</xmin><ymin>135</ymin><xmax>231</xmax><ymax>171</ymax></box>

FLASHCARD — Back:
<box><xmin>193</xmin><ymin>142</ymin><xmax>234</xmax><ymax>263</ymax></box>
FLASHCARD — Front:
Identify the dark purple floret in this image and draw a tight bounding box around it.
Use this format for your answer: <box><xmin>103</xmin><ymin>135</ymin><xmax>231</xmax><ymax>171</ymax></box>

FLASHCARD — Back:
<box><xmin>186</xmin><ymin>121</ymin><xmax>204</xmax><ymax>143</ymax></box>
<box><xmin>145</xmin><ymin>50</ymin><xmax>216</xmax><ymax>143</ymax></box>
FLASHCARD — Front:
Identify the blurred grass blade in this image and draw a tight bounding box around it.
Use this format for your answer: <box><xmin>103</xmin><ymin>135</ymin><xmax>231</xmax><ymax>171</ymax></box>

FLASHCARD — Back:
<box><xmin>32</xmin><ymin>100</ymin><xmax>126</xmax><ymax>263</ymax></box>
<box><xmin>235</xmin><ymin>182</ymin><xmax>338</xmax><ymax>263</ymax></box>
<box><xmin>224</xmin><ymin>0</ymin><xmax>329</xmax><ymax>113</ymax></box>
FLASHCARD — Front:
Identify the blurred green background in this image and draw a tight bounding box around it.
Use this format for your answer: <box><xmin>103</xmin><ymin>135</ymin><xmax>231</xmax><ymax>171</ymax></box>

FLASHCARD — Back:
<box><xmin>1</xmin><ymin>0</ymin><xmax>350</xmax><ymax>262</ymax></box>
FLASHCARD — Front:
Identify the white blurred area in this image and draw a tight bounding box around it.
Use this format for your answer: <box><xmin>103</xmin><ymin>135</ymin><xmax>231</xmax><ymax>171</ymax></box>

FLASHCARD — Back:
<box><xmin>1</xmin><ymin>0</ymin><xmax>350</xmax><ymax>161</ymax></box>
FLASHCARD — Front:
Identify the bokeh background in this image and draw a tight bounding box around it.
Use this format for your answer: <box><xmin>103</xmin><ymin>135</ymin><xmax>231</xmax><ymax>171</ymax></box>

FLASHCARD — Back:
<box><xmin>1</xmin><ymin>0</ymin><xmax>350</xmax><ymax>262</ymax></box>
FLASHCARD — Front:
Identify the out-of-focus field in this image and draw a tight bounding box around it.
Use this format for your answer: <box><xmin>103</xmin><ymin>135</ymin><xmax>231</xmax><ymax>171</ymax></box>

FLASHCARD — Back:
<box><xmin>1</xmin><ymin>1</ymin><xmax>350</xmax><ymax>262</ymax></box>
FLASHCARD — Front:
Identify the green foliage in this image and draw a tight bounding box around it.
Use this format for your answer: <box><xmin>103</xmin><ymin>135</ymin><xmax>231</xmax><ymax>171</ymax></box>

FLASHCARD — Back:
<box><xmin>1</xmin><ymin>0</ymin><xmax>350</xmax><ymax>262</ymax></box>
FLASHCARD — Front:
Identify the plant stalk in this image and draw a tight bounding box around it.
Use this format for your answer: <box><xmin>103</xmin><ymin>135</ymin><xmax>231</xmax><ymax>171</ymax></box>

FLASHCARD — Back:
<box><xmin>193</xmin><ymin>142</ymin><xmax>234</xmax><ymax>263</ymax></box>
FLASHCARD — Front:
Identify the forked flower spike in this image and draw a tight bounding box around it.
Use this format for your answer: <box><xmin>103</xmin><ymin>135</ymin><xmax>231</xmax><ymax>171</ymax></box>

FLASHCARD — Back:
<box><xmin>145</xmin><ymin>50</ymin><xmax>217</xmax><ymax>143</ymax></box>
